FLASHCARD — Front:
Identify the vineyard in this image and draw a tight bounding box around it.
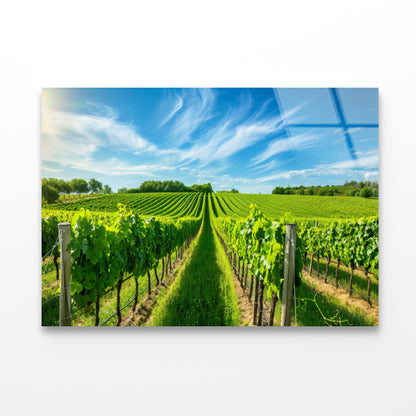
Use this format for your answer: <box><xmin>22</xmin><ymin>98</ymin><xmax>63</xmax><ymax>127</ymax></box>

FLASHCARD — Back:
<box><xmin>42</xmin><ymin>192</ymin><xmax>379</xmax><ymax>326</ymax></box>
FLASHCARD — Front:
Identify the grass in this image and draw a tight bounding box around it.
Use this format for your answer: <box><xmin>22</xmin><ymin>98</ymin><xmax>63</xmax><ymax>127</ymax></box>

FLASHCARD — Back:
<box><xmin>41</xmin><ymin>249</ymin><xmax>185</xmax><ymax>326</ymax></box>
<box><xmin>245</xmin><ymin>270</ymin><xmax>377</xmax><ymax>326</ymax></box>
<box><xmin>150</xmin><ymin>201</ymin><xmax>240</xmax><ymax>326</ymax></box>
<box><xmin>272</xmin><ymin>278</ymin><xmax>377</xmax><ymax>326</ymax></box>
<box><xmin>304</xmin><ymin>256</ymin><xmax>379</xmax><ymax>300</ymax></box>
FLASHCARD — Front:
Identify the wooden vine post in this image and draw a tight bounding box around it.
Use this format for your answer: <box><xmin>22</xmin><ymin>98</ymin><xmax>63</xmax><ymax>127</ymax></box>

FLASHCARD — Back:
<box><xmin>280</xmin><ymin>223</ymin><xmax>297</xmax><ymax>327</ymax></box>
<box><xmin>58</xmin><ymin>223</ymin><xmax>71</xmax><ymax>326</ymax></box>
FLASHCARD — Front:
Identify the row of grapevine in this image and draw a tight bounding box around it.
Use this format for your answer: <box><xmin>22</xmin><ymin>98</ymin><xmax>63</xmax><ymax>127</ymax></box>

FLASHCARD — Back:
<box><xmin>214</xmin><ymin>203</ymin><xmax>304</xmax><ymax>326</ymax></box>
<box><xmin>211</xmin><ymin>193</ymin><xmax>378</xmax><ymax>223</ymax></box>
<box><xmin>42</xmin><ymin>203</ymin><xmax>202</xmax><ymax>325</ymax></box>
<box><xmin>299</xmin><ymin>217</ymin><xmax>379</xmax><ymax>301</ymax></box>
<box><xmin>48</xmin><ymin>192</ymin><xmax>204</xmax><ymax>218</ymax></box>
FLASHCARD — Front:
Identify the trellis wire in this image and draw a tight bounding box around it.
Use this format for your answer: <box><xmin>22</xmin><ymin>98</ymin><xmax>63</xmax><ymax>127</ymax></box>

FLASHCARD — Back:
<box><xmin>42</xmin><ymin>293</ymin><xmax>59</xmax><ymax>306</ymax></box>
<box><xmin>99</xmin><ymin>276</ymin><xmax>158</xmax><ymax>326</ymax></box>
<box><xmin>98</xmin><ymin>243</ymin><xmax>188</xmax><ymax>326</ymax></box>
<box><xmin>42</xmin><ymin>236</ymin><xmax>59</xmax><ymax>260</ymax></box>
<box><xmin>42</xmin><ymin>236</ymin><xmax>60</xmax><ymax>276</ymax></box>
<box><xmin>304</xmin><ymin>265</ymin><xmax>379</xmax><ymax>303</ymax></box>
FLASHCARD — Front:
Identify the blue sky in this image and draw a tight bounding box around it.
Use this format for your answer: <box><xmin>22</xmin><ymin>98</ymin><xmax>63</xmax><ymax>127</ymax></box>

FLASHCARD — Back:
<box><xmin>42</xmin><ymin>88</ymin><xmax>378</xmax><ymax>193</ymax></box>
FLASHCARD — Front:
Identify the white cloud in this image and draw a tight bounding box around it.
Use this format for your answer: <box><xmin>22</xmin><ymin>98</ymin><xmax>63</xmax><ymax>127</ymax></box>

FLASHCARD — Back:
<box><xmin>42</xmin><ymin>104</ymin><xmax>158</xmax><ymax>174</ymax></box>
<box><xmin>42</xmin><ymin>166</ymin><xmax>60</xmax><ymax>173</ymax></box>
<box><xmin>252</xmin><ymin>154</ymin><xmax>379</xmax><ymax>184</ymax></box>
<box><xmin>158</xmin><ymin>92</ymin><xmax>306</xmax><ymax>168</ymax></box>
<box><xmin>58</xmin><ymin>156</ymin><xmax>175</xmax><ymax>177</ymax></box>
<box><xmin>163</xmin><ymin>89</ymin><xmax>216</xmax><ymax>145</ymax></box>
<box><xmin>318</xmin><ymin>154</ymin><xmax>378</xmax><ymax>170</ymax></box>
<box><xmin>249</xmin><ymin>159</ymin><xmax>281</xmax><ymax>173</ymax></box>
<box><xmin>159</xmin><ymin>92</ymin><xmax>184</xmax><ymax>126</ymax></box>
<box><xmin>250</xmin><ymin>133</ymin><xmax>320</xmax><ymax>166</ymax></box>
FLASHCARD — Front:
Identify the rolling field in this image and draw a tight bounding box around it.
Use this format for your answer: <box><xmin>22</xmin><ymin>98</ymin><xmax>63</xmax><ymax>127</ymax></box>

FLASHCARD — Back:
<box><xmin>213</xmin><ymin>193</ymin><xmax>378</xmax><ymax>224</ymax></box>
<box><xmin>47</xmin><ymin>192</ymin><xmax>204</xmax><ymax>219</ymax></box>
<box><xmin>48</xmin><ymin>192</ymin><xmax>378</xmax><ymax>223</ymax></box>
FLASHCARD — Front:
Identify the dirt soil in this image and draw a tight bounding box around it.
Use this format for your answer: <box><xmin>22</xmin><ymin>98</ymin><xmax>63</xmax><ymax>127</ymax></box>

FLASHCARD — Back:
<box><xmin>302</xmin><ymin>270</ymin><xmax>379</xmax><ymax>322</ymax></box>
<box><xmin>230</xmin><ymin>269</ymin><xmax>255</xmax><ymax>326</ymax></box>
<box><xmin>121</xmin><ymin>249</ymin><xmax>192</xmax><ymax>326</ymax></box>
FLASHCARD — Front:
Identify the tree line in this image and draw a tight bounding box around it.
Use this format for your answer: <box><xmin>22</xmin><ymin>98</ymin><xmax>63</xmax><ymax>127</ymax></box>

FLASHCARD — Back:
<box><xmin>271</xmin><ymin>181</ymin><xmax>379</xmax><ymax>198</ymax></box>
<box><xmin>42</xmin><ymin>178</ymin><xmax>112</xmax><ymax>204</ymax></box>
<box><xmin>217</xmin><ymin>189</ymin><xmax>239</xmax><ymax>193</ymax></box>
<box><xmin>117</xmin><ymin>180</ymin><xmax>213</xmax><ymax>194</ymax></box>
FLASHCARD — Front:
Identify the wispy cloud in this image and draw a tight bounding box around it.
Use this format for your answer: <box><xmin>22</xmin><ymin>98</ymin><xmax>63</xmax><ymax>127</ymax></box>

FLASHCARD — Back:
<box><xmin>317</xmin><ymin>154</ymin><xmax>378</xmax><ymax>171</ymax></box>
<box><xmin>254</xmin><ymin>154</ymin><xmax>378</xmax><ymax>184</ymax></box>
<box><xmin>249</xmin><ymin>159</ymin><xmax>280</xmax><ymax>173</ymax></box>
<box><xmin>57</xmin><ymin>157</ymin><xmax>174</xmax><ymax>177</ymax></box>
<box><xmin>250</xmin><ymin>133</ymin><xmax>320</xmax><ymax>166</ymax></box>
<box><xmin>160</xmin><ymin>89</ymin><xmax>216</xmax><ymax>145</ymax></box>
<box><xmin>164</xmin><ymin>105</ymin><xmax>306</xmax><ymax>169</ymax></box>
<box><xmin>42</xmin><ymin>166</ymin><xmax>61</xmax><ymax>173</ymax></box>
<box><xmin>156</xmin><ymin>90</ymin><xmax>308</xmax><ymax>169</ymax></box>
<box><xmin>159</xmin><ymin>92</ymin><xmax>184</xmax><ymax>127</ymax></box>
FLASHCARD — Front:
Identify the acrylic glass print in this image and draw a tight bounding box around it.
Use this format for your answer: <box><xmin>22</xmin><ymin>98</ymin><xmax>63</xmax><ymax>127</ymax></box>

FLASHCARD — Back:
<box><xmin>41</xmin><ymin>88</ymin><xmax>379</xmax><ymax>327</ymax></box>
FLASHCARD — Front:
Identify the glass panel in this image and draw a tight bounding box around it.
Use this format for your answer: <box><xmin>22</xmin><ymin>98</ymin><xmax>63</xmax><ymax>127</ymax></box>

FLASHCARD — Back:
<box><xmin>276</xmin><ymin>88</ymin><xmax>339</xmax><ymax>124</ymax></box>
<box><xmin>337</xmin><ymin>88</ymin><xmax>378</xmax><ymax>124</ymax></box>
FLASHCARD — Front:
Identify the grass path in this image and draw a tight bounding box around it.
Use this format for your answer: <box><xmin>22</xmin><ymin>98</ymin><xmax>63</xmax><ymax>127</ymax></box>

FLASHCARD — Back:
<box><xmin>150</xmin><ymin>200</ymin><xmax>240</xmax><ymax>326</ymax></box>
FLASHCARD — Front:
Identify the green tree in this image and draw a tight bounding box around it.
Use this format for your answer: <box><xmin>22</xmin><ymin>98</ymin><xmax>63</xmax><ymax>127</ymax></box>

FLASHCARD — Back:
<box><xmin>272</xmin><ymin>186</ymin><xmax>285</xmax><ymax>195</ymax></box>
<box><xmin>42</xmin><ymin>182</ymin><xmax>59</xmax><ymax>204</ymax></box>
<box><xmin>88</xmin><ymin>178</ymin><xmax>103</xmax><ymax>193</ymax></box>
<box><xmin>69</xmin><ymin>178</ymin><xmax>89</xmax><ymax>194</ymax></box>
<box><xmin>307</xmin><ymin>188</ymin><xmax>314</xmax><ymax>195</ymax></box>
<box><xmin>44</xmin><ymin>178</ymin><xmax>71</xmax><ymax>194</ymax></box>
<box><xmin>360</xmin><ymin>187</ymin><xmax>372</xmax><ymax>198</ymax></box>
<box><xmin>103</xmin><ymin>184</ymin><xmax>112</xmax><ymax>194</ymax></box>
<box><xmin>118</xmin><ymin>187</ymin><xmax>127</xmax><ymax>193</ymax></box>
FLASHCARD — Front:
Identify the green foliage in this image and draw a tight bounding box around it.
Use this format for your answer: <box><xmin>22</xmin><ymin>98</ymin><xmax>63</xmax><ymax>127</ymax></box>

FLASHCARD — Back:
<box><xmin>215</xmin><ymin>204</ymin><xmax>304</xmax><ymax>297</ymax></box>
<box><xmin>125</xmin><ymin>180</ymin><xmax>213</xmax><ymax>193</ymax></box>
<box><xmin>42</xmin><ymin>214</ymin><xmax>59</xmax><ymax>257</ymax></box>
<box><xmin>42</xmin><ymin>182</ymin><xmax>59</xmax><ymax>204</ymax></box>
<box><xmin>217</xmin><ymin>188</ymin><xmax>239</xmax><ymax>193</ymax></box>
<box><xmin>271</xmin><ymin>181</ymin><xmax>379</xmax><ymax>196</ymax></box>
<box><xmin>69</xmin><ymin>178</ymin><xmax>89</xmax><ymax>194</ymax></box>
<box><xmin>272</xmin><ymin>186</ymin><xmax>285</xmax><ymax>195</ymax></box>
<box><xmin>190</xmin><ymin>183</ymin><xmax>213</xmax><ymax>193</ymax></box>
<box><xmin>319</xmin><ymin>189</ymin><xmax>334</xmax><ymax>196</ymax></box>
<box><xmin>360</xmin><ymin>187</ymin><xmax>372</xmax><ymax>198</ymax></box>
<box><xmin>298</xmin><ymin>217</ymin><xmax>379</xmax><ymax>272</ymax></box>
<box><xmin>88</xmin><ymin>178</ymin><xmax>103</xmax><ymax>193</ymax></box>
<box><xmin>43</xmin><ymin>202</ymin><xmax>202</xmax><ymax>311</ymax></box>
